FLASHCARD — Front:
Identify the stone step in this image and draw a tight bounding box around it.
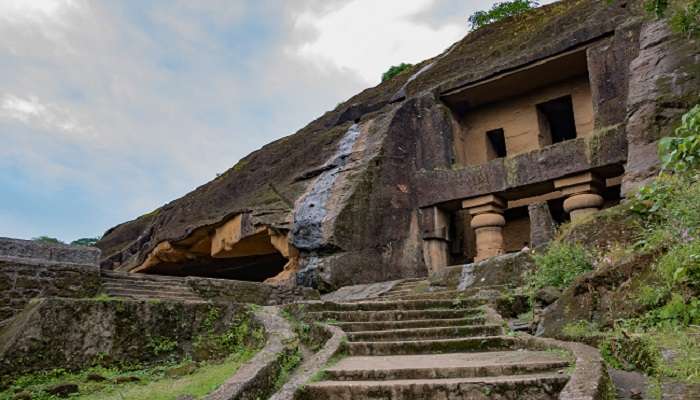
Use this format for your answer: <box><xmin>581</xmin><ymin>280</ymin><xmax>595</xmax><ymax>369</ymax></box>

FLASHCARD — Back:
<box><xmin>346</xmin><ymin>324</ymin><xmax>503</xmax><ymax>342</ymax></box>
<box><xmin>310</xmin><ymin>308</ymin><xmax>482</xmax><ymax>323</ymax></box>
<box><xmin>376</xmin><ymin>292</ymin><xmax>460</xmax><ymax>302</ymax></box>
<box><xmin>331</xmin><ymin>316</ymin><xmax>487</xmax><ymax>332</ymax></box>
<box><xmin>103</xmin><ymin>288</ymin><xmax>202</xmax><ymax>301</ymax></box>
<box><xmin>378</xmin><ymin>286</ymin><xmax>511</xmax><ymax>302</ymax></box>
<box><xmin>304</xmin><ymin>299</ymin><xmax>483</xmax><ymax>312</ymax></box>
<box><xmin>296</xmin><ymin>372</ymin><xmax>569</xmax><ymax>400</ymax></box>
<box><xmin>102</xmin><ymin>281</ymin><xmax>192</xmax><ymax>292</ymax></box>
<box><xmin>101</xmin><ymin>271</ymin><xmax>187</xmax><ymax>283</ymax></box>
<box><xmin>347</xmin><ymin>336</ymin><xmax>517</xmax><ymax>356</ymax></box>
<box><xmin>103</xmin><ymin>284</ymin><xmax>198</xmax><ymax>295</ymax></box>
<box><xmin>379</xmin><ymin>289</ymin><xmax>416</xmax><ymax>297</ymax></box>
<box><xmin>324</xmin><ymin>351</ymin><xmax>570</xmax><ymax>381</ymax></box>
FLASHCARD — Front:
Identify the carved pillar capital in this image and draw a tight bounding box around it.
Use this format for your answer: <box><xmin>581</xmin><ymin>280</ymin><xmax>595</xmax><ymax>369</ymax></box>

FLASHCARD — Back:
<box><xmin>462</xmin><ymin>195</ymin><xmax>506</xmax><ymax>262</ymax></box>
<box><xmin>555</xmin><ymin>172</ymin><xmax>604</xmax><ymax>222</ymax></box>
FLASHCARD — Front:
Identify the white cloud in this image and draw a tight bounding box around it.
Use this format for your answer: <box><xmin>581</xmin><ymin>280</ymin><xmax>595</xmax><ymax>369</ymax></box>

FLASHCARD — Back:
<box><xmin>0</xmin><ymin>93</ymin><xmax>92</xmax><ymax>136</ymax></box>
<box><xmin>293</xmin><ymin>0</ymin><xmax>466</xmax><ymax>83</ymax></box>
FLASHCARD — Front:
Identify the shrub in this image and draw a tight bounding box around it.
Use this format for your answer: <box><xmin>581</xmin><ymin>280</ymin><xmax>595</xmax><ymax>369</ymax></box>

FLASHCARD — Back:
<box><xmin>529</xmin><ymin>242</ymin><xmax>593</xmax><ymax>292</ymax></box>
<box><xmin>381</xmin><ymin>63</ymin><xmax>413</xmax><ymax>82</ymax></box>
<box><xmin>659</xmin><ymin>104</ymin><xmax>700</xmax><ymax>173</ymax></box>
<box><xmin>32</xmin><ymin>236</ymin><xmax>64</xmax><ymax>244</ymax></box>
<box><xmin>647</xmin><ymin>0</ymin><xmax>700</xmax><ymax>37</ymax></box>
<box><xmin>468</xmin><ymin>0</ymin><xmax>539</xmax><ymax>31</ymax></box>
<box><xmin>71</xmin><ymin>237</ymin><xmax>100</xmax><ymax>246</ymax></box>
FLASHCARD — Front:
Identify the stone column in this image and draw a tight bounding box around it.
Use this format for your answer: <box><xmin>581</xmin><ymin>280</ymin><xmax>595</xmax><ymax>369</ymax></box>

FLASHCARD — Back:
<box><xmin>555</xmin><ymin>172</ymin><xmax>604</xmax><ymax>222</ymax></box>
<box><xmin>528</xmin><ymin>202</ymin><xmax>556</xmax><ymax>248</ymax></box>
<box><xmin>462</xmin><ymin>195</ymin><xmax>506</xmax><ymax>262</ymax></box>
<box><xmin>419</xmin><ymin>206</ymin><xmax>450</xmax><ymax>274</ymax></box>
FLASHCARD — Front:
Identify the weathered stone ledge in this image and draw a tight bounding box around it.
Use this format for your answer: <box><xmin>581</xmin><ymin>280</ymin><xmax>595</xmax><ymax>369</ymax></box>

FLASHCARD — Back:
<box><xmin>484</xmin><ymin>306</ymin><xmax>610</xmax><ymax>400</ymax></box>
<box><xmin>270</xmin><ymin>323</ymin><xmax>347</xmax><ymax>400</ymax></box>
<box><xmin>0</xmin><ymin>237</ymin><xmax>100</xmax><ymax>266</ymax></box>
<box><xmin>205</xmin><ymin>306</ymin><xmax>297</xmax><ymax>400</ymax></box>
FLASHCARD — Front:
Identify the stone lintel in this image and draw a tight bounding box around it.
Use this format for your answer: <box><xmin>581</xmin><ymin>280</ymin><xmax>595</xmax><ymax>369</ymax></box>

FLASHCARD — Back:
<box><xmin>461</xmin><ymin>194</ymin><xmax>505</xmax><ymax>211</ymax></box>
<box><xmin>554</xmin><ymin>172</ymin><xmax>603</xmax><ymax>190</ymax></box>
<box><xmin>560</xmin><ymin>182</ymin><xmax>602</xmax><ymax>197</ymax></box>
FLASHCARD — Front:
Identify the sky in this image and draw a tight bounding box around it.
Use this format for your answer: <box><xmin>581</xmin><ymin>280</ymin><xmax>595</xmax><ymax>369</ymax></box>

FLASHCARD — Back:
<box><xmin>0</xmin><ymin>0</ymin><xmax>553</xmax><ymax>242</ymax></box>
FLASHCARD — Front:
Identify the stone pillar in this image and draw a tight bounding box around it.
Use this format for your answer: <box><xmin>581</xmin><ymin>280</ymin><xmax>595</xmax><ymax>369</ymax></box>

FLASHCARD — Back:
<box><xmin>419</xmin><ymin>206</ymin><xmax>450</xmax><ymax>274</ymax></box>
<box><xmin>462</xmin><ymin>195</ymin><xmax>506</xmax><ymax>262</ymax></box>
<box><xmin>528</xmin><ymin>202</ymin><xmax>556</xmax><ymax>248</ymax></box>
<box><xmin>555</xmin><ymin>172</ymin><xmax>604</xmax><ymax>222</ymax></box>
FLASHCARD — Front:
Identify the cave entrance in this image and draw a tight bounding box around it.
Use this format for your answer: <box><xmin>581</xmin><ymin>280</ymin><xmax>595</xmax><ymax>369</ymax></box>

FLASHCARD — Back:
<box><xmin>131</xmin><ymin>214</ymin><xmax>298</xmax><ymax>284</ymax></box>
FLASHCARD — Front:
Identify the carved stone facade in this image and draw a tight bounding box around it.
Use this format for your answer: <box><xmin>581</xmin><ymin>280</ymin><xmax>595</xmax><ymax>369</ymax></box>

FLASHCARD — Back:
<box><xmin>96</xmin><ymin>1</ymin><xmax>700</xmax><ymax>290</ymax></box>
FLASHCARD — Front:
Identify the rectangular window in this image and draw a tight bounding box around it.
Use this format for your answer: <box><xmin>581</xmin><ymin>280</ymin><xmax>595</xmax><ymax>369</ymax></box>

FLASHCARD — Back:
<box><xmin>486</xmin><ymin>128</ymin><xmax>507</xmax><ymax>160</ymax></box>
<box><xmin>537</xmin><ymin>95</ymin><xmax>577</xmax><ymax>145</ymax></box>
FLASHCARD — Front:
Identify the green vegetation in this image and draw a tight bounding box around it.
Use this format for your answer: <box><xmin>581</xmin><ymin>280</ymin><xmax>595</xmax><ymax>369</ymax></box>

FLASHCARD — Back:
<box><xmin>71</xmin><ymin>237</ymin><xmax>100</xmax><ymax>247</ymax></box>
<box><xmin>381</xmin><ymin>63</ymin><xmax>413</xmax><ymax>82</ymax></box>
<box><xmin>647</xmin><ymin>0</ymin><xmax>700</xmax><ymax>37</ymax></box>
<box><xmin>528</xmin><ymin>242</ymin><xmax>593</xmax><ymax>292</ymax></box>
<box><xmin>193</xmin><ymin>307</ymin><xmax>265</xmax><ymax>361</ymax></box>
<box><xmin>147</xmin><ymin>337</ymin><xmax>179</xmax><ymax>357</ymax></box>
<box><xmin>32</xmin><ymin>236</ymin><xmax>64</xmax><ymax>245</ymax></box>
<box><xmin>562</xmin><ymin>321</ymin><xmax>602</xmax><ymax>340</ymax></box>
<box><xmin>232</xmin><ymin>159</ymin><xmax>248</xmax><ymax>172</ymax></box>
<box><xmin>521</xmin><ymin>105</ymin><xmax>700</xmax><ymax>391</ymax></box>
<box><xmin>0</xmin><ymin>355</ymin><xmax>256</xmax><ymax>400</ymax></box>
<box><xmin>659</xmin><ymin>104</ymin><xmax>700</xmax><ymax>172</ymax></box>
<box><xmin>273</xmin><ymin>347</ymin><xmax>303</xmax><ymax>391</ymax></box>
<box><xmin>32</xmin><ymin>236</ymin><xmax>101</xmax><ymax>247</ymax></box>
<box><xmin>1</xmin><ymin>306</ymin><xmax>265</xmax><ymax>399</ymax></box>
<box><xmin>546</xmin><ymin>104</ymin><xmax>700</xmax><ymax>390</ymax></box>
<box><xmin>468</xmin><ymin>0</ymin><xmax>539</xmax><ymax>31</ymax></box>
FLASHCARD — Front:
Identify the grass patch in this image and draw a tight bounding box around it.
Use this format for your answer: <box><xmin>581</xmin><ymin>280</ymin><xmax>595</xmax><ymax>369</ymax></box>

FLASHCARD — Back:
<box><xmin>1</xmin><ymin>348</ymin><xmax>260</xmax><ymax>400</ymax></box>
<box><xmin>78</xmin><ymin>353</ymin><xmax>254</xmax><ymax>400</ymax></box>
<box><xmin>562</xmin><ymin>320</ymin><xmax>602</xmax><ymax>340</ymax></box>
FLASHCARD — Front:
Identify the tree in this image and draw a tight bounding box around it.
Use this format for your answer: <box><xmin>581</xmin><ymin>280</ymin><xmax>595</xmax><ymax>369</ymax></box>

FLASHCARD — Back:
<box><xmin>32</xmin><ymin>236</ymin><xmax>64</xmax><ymax>245</ymax></box>
<box><xmin>381</xmin><ymin>63</ymin><xmax>413</xmax><ymax>82</ymax></box>
<box><xmin>468</xmin><ymin>0</ymin><xmax>539</xmax><ymax>31</ymax></box>
<box><xmin>71</xmin><ymin>237</ymin><xmax>100</xmax><ymax>247</ymax></box>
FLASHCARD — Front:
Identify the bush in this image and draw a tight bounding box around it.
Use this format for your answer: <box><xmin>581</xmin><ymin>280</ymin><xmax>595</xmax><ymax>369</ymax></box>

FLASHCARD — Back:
<box><xmin>32</xmin><ymin>236</ymin><xmax>64</xmax><ymax>245</ymax></box>
<box><xmin>529</xmin><ymin>242</ymin><xmax>593</xmax><ymax>292</ymax></box>
<box><xmin>381</xmin><ymin>63</ymin><xmax>413</xmax><ymax>82</ymax></box>
<box><xmin>71</xmin><ymin>237</ymin><xmax>100</xmax><ymax>247</ymax></box>
<box><xmin>659</xmin><ymin>104</ymin><xmax>700</xmax><ymax>173</ymax></box>
<box><xmin>647</xmin><ymin>0</ymin><xmax>700</xmax><ymax>37</ymax></box>
<box><xmin>468</xmin><ymin>0</ymin><xmax>539</xmax><ymax>31</ymax></box>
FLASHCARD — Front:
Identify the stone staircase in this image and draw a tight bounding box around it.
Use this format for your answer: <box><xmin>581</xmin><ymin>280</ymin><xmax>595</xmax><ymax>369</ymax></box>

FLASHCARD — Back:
<box><xmin>100</xmin><ymin>271</ymin><xmax>203</xmax><ymax>301</ymax></box>
<box><xmin>295</xmin><ymin>280</ymin><xmax>571</xmax><ymax>399</ymax></box>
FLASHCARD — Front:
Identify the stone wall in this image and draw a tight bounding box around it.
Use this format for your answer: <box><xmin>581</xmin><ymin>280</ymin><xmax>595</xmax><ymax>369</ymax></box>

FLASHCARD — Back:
<box><xmin>0</xmin><ymin>238</ymin><xmax>101</xmax><ymax>322</ymax></box>
<box><xmin>0</xmin><ymin>298</ymin><xmax>254</xmax><ymax>379</ymax></box>
<box><xmin>186</xmin><ymin>276</ymin><xmax>320</xmax><ymax>305</ymax></box>
<box><xmin>622</xmin><ymin>20</ymin><xmax>700</xmax><ymax>195</ymax></box>
<box><xmin>454</xmin><ymin>76</ymin><xmax>593</xmax><ymax>166</ymax></box>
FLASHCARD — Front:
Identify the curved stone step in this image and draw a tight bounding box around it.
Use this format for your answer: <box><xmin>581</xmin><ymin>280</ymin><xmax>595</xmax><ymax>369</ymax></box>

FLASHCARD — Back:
<box><xmin>346</xmin><ymin>324</ymin><xmax>503</xmax><ymax>342</ymax></box>
<box><xmin>347</xmin><ymin>336</ymin><xmax>517</xmax><ymax>356</ymax></box>
<box><xmin>324</xmin><ymin>351</ymin><xmax>570</xmax><ymax>381</ymax></box>
<box><xmin>304</xmin><ymin>299</ymin><xmax>483</xmax><ymax>312</ymax></box>
<box><xmin>296</xmin><ymin>372</ymin><xmax>569</xmax><ymax>400</ymax></box>
<box><xmin>331</xmin><ymin>316</ymin><xmax>486</xmax><ymax>332</ymax></box>
<box><xmin>310</xmin><ymin>308</ymin><xmax>482</xmax><ymax>323</ymax></box>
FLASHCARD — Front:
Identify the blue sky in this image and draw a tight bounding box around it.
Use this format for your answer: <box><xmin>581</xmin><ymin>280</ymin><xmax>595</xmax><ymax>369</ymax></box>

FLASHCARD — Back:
<box><xmin>0</xmin><ymin>0</ymin><xmax>553</xmax><ymax>242</ymax></box>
